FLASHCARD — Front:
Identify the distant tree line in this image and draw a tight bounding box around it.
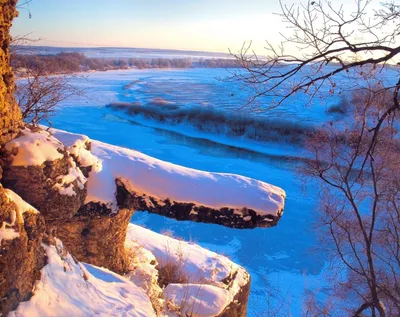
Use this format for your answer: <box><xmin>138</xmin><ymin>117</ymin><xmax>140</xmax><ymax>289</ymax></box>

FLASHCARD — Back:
<box><xmin>11</xmin><ymin>52</ymin><xmax>240</xmax><ymax>75</ymax></box>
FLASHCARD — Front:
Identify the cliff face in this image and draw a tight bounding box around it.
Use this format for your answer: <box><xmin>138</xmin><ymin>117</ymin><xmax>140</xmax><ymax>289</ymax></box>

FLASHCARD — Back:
<box><xmin>48</xmin><ymin>204</ymin><xmax>134</xmax><ymax>274</ymax></box>
<box><xmin>0</xmin><ymin>186</ymin><xmax>46</xmax><ymax>315</ymax></box>
<box><xmin>0</xmin><ymin>0</ymin><xmax>21</xmax><ymax>146</ymax></box>
<box><xmin>0</xmin><ymin>2</ymin><xmax>45</xmax><ymax>316</ymax></box>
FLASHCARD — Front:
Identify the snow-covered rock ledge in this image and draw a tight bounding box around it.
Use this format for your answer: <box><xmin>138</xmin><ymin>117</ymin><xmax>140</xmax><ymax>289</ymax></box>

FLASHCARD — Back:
<box><xmin>125</xmin><ymin>224</ymin><xmax>251</xmax><ymax>317</ymax></box>
<box><xmin>0</xmin><ymin>126</ymin><xmax>282</xmax><ymax>316</ymax></box>
<box><xmin>52</xmin><ymin>128</ymin><xmax>286</xmax><ymax>229</ymax></box>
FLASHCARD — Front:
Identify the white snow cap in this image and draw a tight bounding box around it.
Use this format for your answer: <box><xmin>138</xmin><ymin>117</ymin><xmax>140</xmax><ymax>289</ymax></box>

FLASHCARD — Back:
<box><xmin>5</xmin><ymin>127</ymin><xmax>64</xmax><ymax>167</ymax></box>
<box><xmin>52</xmin><ymin>129</ymin><xmax>286</xmax><ymax>217</ymax></box>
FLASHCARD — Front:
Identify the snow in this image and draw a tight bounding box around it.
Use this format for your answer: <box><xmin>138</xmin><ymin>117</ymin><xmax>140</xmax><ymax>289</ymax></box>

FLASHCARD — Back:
<box><xmin>5</xmin><ymin>127</ymin><xmax>64</xmax><ymax>167</ymax></box>
<box><xmin>0</xmin><ymin>228</ymin><xmax>19</xmax><ymax>246</ymax></box>
<box><xmin>126</xmin><ymin>223</ymin><xmax>249</xmax><ymax>315</ymax></box>
<box><xmin>52</xmin><ymin>128</ymin><xmax>286</xmax><ymax>217</ymax></box>
<box><xmin>5</xmin><ymin>128</ymin><xmax>88</xmax><ymax>196</ymax></box>
<box><xmin>0</xmin><ymin>189</ymin><xmax>38</xmax><ymax>245</ymax></box>
<box><xmin>9</xmin><ymin>239</ymin><xmax>156</xmax><ymax>317</ymax></box>
<box><xmin>125</xmin><ymin>238</ymin><xmax>162</xmax><ymax>301</ymax></box>
<box><xmin>4</xmin><ymin>188</ymin><xmax>39</xmax><ymax>216</ymax></box>
<box><xmin>164</xmin><ymin>283</ymin><xmax>230</xmax><ymax>317</ymax></box>
<box><xmin>125</xmin><ymin>223</ymin><xmax>250</xmax><ymax>316</ymax></box>
<box><xmin>44</xmin><ymin>66</ymin><xmax>344</xmax><ymax>314</ymax></box>
<box><xmin>53</xmin><ymin>157</ymin><xmax>87</xmax><ymax>196</ymax></box>
<box><xmin>48</xmin><ymin>128</ymin><xmax>101</xmax><ymax>170</ymax></box>
<box><xmin>127</xmin><ymin>223</ymin><xmax>241</xmax><ymax>285</ymax></box>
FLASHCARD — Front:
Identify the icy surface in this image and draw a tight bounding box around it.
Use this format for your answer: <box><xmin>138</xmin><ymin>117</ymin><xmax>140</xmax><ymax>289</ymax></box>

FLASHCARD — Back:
<box><xmin>52</xmin><ymin>129</ymin><xmax>285</xmax><ymax>216</ymax></box>
<box><xmin>9</xmin><ymin>239</ymin><xmax>156</xmax><ymax>317</ymax></box>
<box><xmin>46</xmin><ymin>67</ymin><xmax>340</xmax><ymax>315</ymax></box>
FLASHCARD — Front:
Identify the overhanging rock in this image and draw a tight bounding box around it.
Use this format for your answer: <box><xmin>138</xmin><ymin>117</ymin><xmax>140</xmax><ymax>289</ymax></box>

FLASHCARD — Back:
<box><xmin>116</xmin><ymin>178</ymin><xmax>281</xmax><ymax>229</ymax></box>
<box><xmin>51</xmin><ymin>128</ymin><xmax>286</xmax><ymax>229</ymax></box>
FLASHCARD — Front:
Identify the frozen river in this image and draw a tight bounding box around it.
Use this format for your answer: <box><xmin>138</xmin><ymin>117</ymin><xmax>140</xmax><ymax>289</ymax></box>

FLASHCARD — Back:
<box><xmin>50</xmin><ymin>68</ymin><xmax>326</xmax><ymax>315</ymax></box>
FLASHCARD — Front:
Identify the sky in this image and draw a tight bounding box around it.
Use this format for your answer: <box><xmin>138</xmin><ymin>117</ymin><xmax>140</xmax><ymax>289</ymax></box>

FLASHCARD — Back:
<box><xmin>11</xmin><ymin>0</ymin><xmax>385</xmax><ymax>54</ymax></box>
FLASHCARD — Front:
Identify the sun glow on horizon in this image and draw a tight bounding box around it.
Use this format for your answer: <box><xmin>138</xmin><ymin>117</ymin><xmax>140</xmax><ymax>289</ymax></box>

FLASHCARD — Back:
<box><xmin>11</xmin><ymin>0</ymin><xmax>387</xmax><ymax>55</ymax></box>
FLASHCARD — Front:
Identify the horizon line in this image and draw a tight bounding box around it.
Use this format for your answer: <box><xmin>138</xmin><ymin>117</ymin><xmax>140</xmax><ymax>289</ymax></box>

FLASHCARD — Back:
<box><xmin>13</xmin><ymin>43</ymin><xmax>233</xmax><ymax>56</ymax></box>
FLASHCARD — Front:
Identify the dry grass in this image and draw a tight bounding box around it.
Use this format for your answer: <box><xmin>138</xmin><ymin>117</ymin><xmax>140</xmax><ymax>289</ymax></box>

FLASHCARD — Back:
<box><xmin>326</xmin><ymin>96</ymin><xmax>351</xmax><ymax>115</ymax></box>
<box><xmin>157</xmin><ymin>262</ymin><xmax>189</xmax><ymax>288</ymax></box>
<box><xmin>157</xmin><ymin>240</ymin><xmax>189</xmax><ymax>288</ymax></box>
<box><xmin>107</xmin><ymin>102</ymin><xmax>314</xmax><ymax>144</ymax></box>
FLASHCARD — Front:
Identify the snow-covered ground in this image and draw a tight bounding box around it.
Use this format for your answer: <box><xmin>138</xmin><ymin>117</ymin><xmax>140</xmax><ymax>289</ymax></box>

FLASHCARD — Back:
<box><xmin>9</xmin><ymin>239</ymin><xmax>157</xmax><ymax>317</ymax></box>
<box><xmin>8</xmin><ymin>220</ymin><xmax>251</xmax><ymax>317</ymax></box>
<box><xmin>126</xmin><ymin>223</ymin><xmax>250</xmax><ymax>317</ymax></box>
<box><xmin>44</xmin><ymin>67</ymin><xmax>339</xmax><ymax>315</ymax></box>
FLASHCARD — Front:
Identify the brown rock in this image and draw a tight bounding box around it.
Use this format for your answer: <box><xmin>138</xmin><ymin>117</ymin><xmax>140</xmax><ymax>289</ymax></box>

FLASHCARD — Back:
<box><xmin>116</xmin><ymin>178</ymin><xmax>280</xmax><ymax>229</ymax></box>
<box><xmin>219</xmin><ymin>271</ymin><xmax>251</xmax><ymax>317</ymax></box>
<box><xmin>0</xmin><ymin>0</ymin><xmax>22</xmax><ymax>146</ymax></box>
<box><xmin>48</xmin><ymin>202</ymin><xmax>134</xmax><ymax>274</ymax></box>
<box><xmin>0</xmin><ymin>185</ymin><xmax>46</xmax><ymax>316</ymax></box>
<box><xmin>2</xmin><ymin>143</ymin><xmax>87</xmax><ymax>221</ymax></box>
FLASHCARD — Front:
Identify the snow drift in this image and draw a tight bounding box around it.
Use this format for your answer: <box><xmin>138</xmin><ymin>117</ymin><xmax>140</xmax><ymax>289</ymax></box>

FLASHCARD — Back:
<box><xmin>9</xmin><ymin>239</ymin><xmax>156</xmax><ymax>317</ymax></box>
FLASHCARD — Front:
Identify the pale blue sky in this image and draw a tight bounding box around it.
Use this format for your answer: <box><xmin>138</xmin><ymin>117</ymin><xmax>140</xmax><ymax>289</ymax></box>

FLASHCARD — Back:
<box><xmin>11</xmin><ymin>0</ymin><xmax>382</xmax><ymax>53</ymax></box>
<box><xmin>10</xmin><ymin>0</ymin><xmax>291</xmax><ymax>52</ymax></box>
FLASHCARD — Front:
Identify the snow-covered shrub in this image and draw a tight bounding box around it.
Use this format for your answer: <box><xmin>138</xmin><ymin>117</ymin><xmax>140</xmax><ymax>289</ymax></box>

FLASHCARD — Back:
<box><xmin>107</xmin><ymin>102</ymin><xmax>314</xmax><ymax>144</ymax></box>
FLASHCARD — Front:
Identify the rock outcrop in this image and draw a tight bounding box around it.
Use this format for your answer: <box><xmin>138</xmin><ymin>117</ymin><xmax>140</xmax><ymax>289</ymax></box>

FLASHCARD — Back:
<box><xmin>116</xmin><ymin>178</ymin><xmax>281</xmax><ymax>229</ymax></box>
<box><xmin>0</xmin><ymin>186</ymin><xmax>46</xmax><ymax>316</ymax></box>
<box><xmin>126</xmin><ymin>224</ymin><xmax>251</xmax><ymax>317</ymax></box>
<box><xmin>2</xmin><ymin>127</ymin><xmax>87</xmax><ymax>221</ymax></box>
<box><xmin>48</xmin><ymin>203</ymin><xmax>134</xmax><ymax>274</ymax></box>
<box><xmin>0</xmin><ymin>2</ymin><xmax>45</xmax><ymax>316</ymax></box>
<box><xmin>0</xmin><ymin>0</ymin><xmax>21</xmax><ymax>146</ymax></box>
<box><xmin>0</xmin><ymin>126</ymin><xmax>259</xmax><ymax>316</ymax></box>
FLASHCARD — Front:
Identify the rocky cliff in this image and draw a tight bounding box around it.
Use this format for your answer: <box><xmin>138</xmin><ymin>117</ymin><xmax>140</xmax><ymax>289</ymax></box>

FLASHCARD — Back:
<box><xmin>0</xmin><ymin>125</ymin><xmax>284</xmax><ymax>316</ymax></box>
<box><xmin>0</xmin><ymin>0</ymin><xmax>21</xmax><ymax>146</ymax></box>
<box><xmin>0</xmin><ymin>187</ymin><xmax>45</xmax><ymax>315</ymax></box>
<box><xmin>0</xmin><ymin>2</ymin><xmax>45</xmax><ymax>315</ymax></box>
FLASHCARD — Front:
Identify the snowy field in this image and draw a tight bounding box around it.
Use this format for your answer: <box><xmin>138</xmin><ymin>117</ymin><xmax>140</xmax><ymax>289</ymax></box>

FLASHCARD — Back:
<box><xmin>42</xmin><ymin>66</ymin><xmax>384</xmax><ymax>315</ymax></box>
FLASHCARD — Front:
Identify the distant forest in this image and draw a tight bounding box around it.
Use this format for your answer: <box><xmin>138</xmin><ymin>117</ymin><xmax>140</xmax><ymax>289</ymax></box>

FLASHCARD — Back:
<box><xmin>11</xmin><ymin>52</ymin><xmax>240</xmax><ymax>75</ymax></box>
